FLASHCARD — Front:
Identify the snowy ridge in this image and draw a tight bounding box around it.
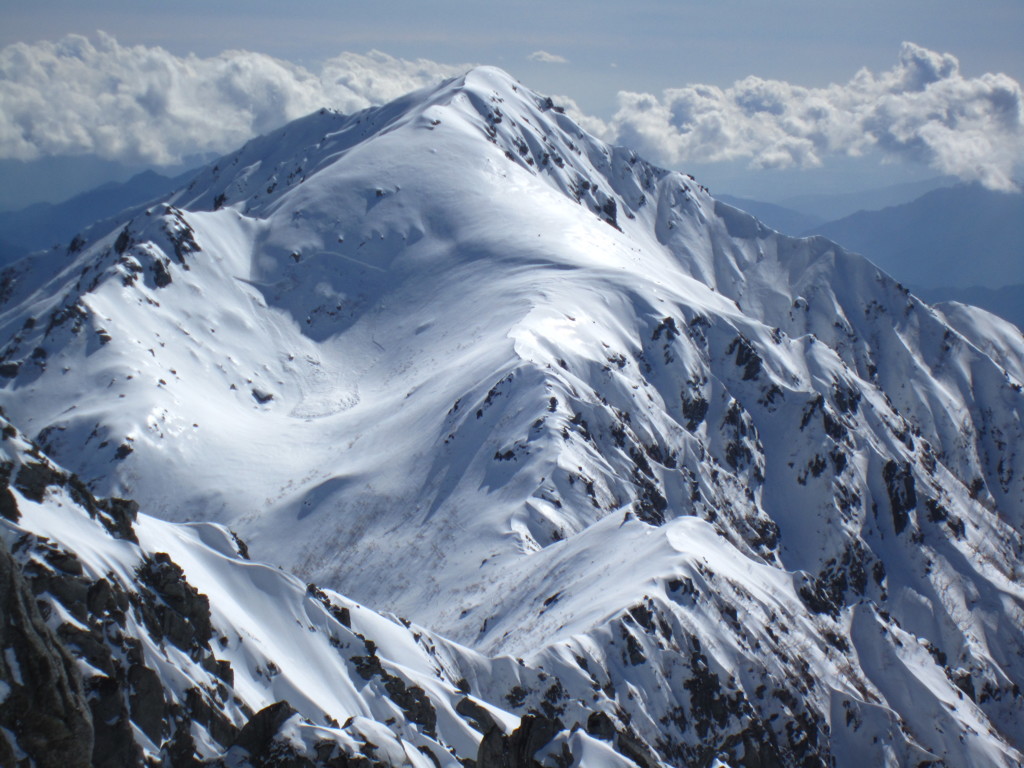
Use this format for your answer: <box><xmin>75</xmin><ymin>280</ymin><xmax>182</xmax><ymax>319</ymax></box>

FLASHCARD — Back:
<box><xmin>0</xmin><ymin>67</ymin><xmax>1022</xmax><ymax>766</ymax></box>
<box><xmin>0</xmin><ymin>415</ymin><xmax>585</xmax><ymax>766</ymax></box>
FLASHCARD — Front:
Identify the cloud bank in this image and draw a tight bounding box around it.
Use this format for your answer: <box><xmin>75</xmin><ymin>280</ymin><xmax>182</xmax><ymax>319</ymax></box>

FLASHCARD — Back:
<box><xmin>1</xmin><ymin>35</ymin><xmax>1020</xmax><ymax>189</ymax></box>
<box><xmin>610</xmin><ymin>42</ymin><xmax>1024</xmax><ymax>191</ymax></box>
<box><xmin>0</xmin><ymin>33</ymin><xmax>466</xmax><ymax>166</ymax></box>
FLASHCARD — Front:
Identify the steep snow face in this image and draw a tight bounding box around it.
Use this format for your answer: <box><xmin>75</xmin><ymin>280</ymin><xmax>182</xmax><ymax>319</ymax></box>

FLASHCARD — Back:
<box><xmin>0</xmin><ymin>66</ymin><xmax>1022</xmax><ymax>766</ymax></box>
<box><xmin>0</xmin><ymin>416</ymin><xmax>582</xmax><ymax>767</ymax></box>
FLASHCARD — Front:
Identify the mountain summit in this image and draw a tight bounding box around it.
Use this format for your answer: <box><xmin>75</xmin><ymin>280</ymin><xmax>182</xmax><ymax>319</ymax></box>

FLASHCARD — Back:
<box><xmin>1</xmin><ymin>67</ymin><xmax>1023</xmax><ymax>766</ymax></box>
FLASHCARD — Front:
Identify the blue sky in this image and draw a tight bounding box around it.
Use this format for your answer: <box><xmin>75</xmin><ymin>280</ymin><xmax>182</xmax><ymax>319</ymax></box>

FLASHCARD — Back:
<box><xmin>1</xmin><ymin>0</ymin><xmax>1022</xmax><ymax>203</ymax></box>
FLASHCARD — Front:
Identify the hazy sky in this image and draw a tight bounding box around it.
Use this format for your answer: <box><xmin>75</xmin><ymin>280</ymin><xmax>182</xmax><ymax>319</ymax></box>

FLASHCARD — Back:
<box><xmin>4</xmin><ymin>0</ymin><xmax>1022</xmax><ymax>108</ymax></box>
<box><xmin>1</xmin><ymin>0</ymin><xmax>1022</xmax><ymax>202</ymax></box>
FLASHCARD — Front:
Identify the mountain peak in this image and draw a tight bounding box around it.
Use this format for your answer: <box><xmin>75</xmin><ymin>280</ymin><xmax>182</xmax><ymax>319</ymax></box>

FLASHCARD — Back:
<box><xmin>456</xmin><ymin>63</ymin><xmax>522</xmax><ymax>90</ymax></box>
<box><xmin>162</xmin><ymin>60</ymin><xmax>632</xmax><ymax>225</ymax></box>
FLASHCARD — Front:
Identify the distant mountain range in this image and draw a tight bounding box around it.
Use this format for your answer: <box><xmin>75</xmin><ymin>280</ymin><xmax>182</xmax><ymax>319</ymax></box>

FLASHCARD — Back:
<box><xmin>715</xmin><ymin>194</ymin><xmax>824</xmax><ymax>235</ymax></box>
<box><xmin>0</xmin><ymin>168</ymin><xmax>193</xmax><ymax>261</ymax></box>
<box><xmin>781</xmin><ymin>176</ymin><xmax>958</xmax><ymax>221</ymax></box>
<box><xmin>0</xmin><ymin>155</ymin><xmax>208</xmax><ymax>212</ymax></box>
<box><xmin>803</xmin><ymin>184</ymin><xmax>1024</xmax><ymax>290</ymax></box>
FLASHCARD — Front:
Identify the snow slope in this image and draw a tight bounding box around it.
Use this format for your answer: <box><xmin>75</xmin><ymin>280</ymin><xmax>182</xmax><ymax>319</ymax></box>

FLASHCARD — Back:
<box><xmin>1</xmin><ymin>414</ymin><xmax>613</xmax><ymax>766</ymax></box>
<box><xmin>0</xmin><ymin>67</ymin><xmax>1022</xmax><ymax>766</ymax></box>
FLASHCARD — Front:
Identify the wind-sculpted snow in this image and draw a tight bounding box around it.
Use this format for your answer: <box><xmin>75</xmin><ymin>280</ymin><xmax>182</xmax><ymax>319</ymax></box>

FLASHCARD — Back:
<box><xmin>0</xmin><ymin>416</ymin><xmax>569</xmax><ymax>766</ymax></box>
<box><xmin>0</xmin><ymin>66</ymin><xmax>1022</xmax><ymax>766</ymax></box>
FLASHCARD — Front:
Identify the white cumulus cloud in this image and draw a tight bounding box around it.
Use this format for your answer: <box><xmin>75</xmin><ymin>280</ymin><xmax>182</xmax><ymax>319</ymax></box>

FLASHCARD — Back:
<box><xmin>1</xmin><ymin>36</ymin><xmax>1020</xmax><ymax>190</ymax></box>
<box><xmin>609</xmin><ymin>42</ymin><xmax>1024</xmax><ymax>191</ymax></box>
<box><xmin>528</xmin><ymin>51</ymin><xmax>568</xmax><ymax>65</ymax></box>
<box><xmin>0</xmin><ymin>32</ymin><xmax>467</xmax><ymax>166</ymax></box>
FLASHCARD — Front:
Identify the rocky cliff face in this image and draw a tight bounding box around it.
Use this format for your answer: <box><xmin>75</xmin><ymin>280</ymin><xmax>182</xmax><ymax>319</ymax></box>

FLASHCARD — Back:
<box><xmin>0</xmin><ymin>68</ymin><xmax>1022</xmax><ymax>766</ymax></box>
<box><xmin>0</xmin><ymin>532</ymin><xmax>93</xmax><ymax>768</ymax></box>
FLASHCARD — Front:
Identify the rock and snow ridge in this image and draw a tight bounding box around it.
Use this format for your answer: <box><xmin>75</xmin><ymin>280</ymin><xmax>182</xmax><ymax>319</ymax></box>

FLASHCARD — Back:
<box><xmin>0</xmin><ymin>414</ymin><xmax>600</xmax><ymax>767</ymax></box>
<box><xmin>0</xmin><ymin>66</ymin><xmax>1022</xmax><ymax>766</ymax></box>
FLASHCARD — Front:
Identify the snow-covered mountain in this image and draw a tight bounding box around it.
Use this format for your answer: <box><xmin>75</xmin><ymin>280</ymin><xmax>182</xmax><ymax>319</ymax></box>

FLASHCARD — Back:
<box><xmin>3</xmin><ymin>414</ymin><xmax>632</xmax><ymax>767</ymax></box>
<box><xmin>1</xmin><ymin>67</ymin><xmax>1023</xmax><ymax>766</ymax></box>
<box><xmin>801</xmin><ymin>183</ymin><xmax>1024</xmax><ymax>332</ymax></box>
